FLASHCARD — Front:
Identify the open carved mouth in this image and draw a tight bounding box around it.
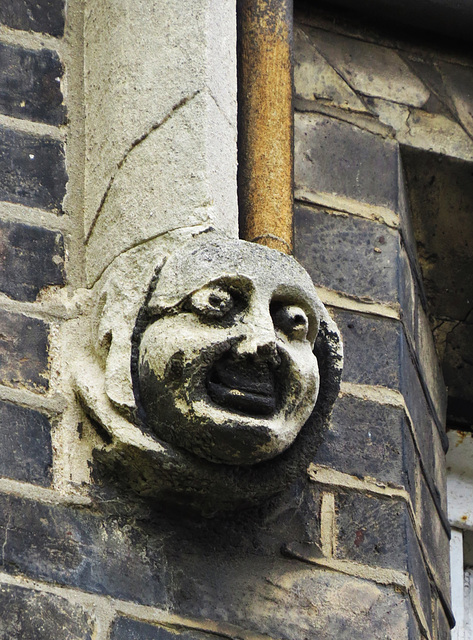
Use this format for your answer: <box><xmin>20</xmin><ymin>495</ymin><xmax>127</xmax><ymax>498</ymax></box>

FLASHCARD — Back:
<box><xmin>206</xmin><ymin>354</ymin><xmax>278</xmax><ymax>417</ymax></box>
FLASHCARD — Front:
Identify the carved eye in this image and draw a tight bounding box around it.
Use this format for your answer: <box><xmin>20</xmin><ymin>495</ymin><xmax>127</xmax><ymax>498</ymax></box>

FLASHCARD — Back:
<box><xmin>271</xmin><ymin>304</ymin><xmax>310</xmax><ymax>341</ymax></box>
<box><xmin>189</xmin><ymin>285</ymin><xmax>234</xmax><ymax>318</ymax></box>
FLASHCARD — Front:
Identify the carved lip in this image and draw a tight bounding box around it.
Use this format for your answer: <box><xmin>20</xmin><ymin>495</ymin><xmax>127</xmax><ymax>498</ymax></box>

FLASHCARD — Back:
<box><xmin>206</xmin><ymin>355</ymin><xmax>277</xmax><ymax>417</ymax></box>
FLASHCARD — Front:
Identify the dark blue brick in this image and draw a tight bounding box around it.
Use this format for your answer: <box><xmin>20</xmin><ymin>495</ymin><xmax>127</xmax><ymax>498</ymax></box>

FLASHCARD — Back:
<box><xmin>294</xmin><ymin>204</ymin><xmax>400</xmax><ymax>303</ymax></box>
<box><xmin>0</xmin><ymin>0</ymin><xmax>64</xmax><ymax>37</ymax></box>
<box><xmin>335</xmin><ymin>490</ymin><xmax>432</xmax><ymax>634</ymax></box>
<box><xmin>111</xmin><ymin>619</ymin><xmax>224</xmax><ymax>640</ymax></box>
<box><xmin>0</xmin><ymin>400</ymin><xmax>52</xmax><ymax>485</ymax></box>
<box><xmin>314</xmin><ymin>395</ymin><xmax>417</xmax><ymax>501</ymax></box>
<box><xmin>330</xmin><ymin>308</ymin><xmax>402</xmax><ymax>389</ymax></box>
<box><xmin>0</xmin><ymin>42</ymin><xmax>66</xmax><ymax>125</ymax></box>
<box><xmin>0</xmin><ymin>309</ymin><xmax>50</xmax><ymax>392</ymax></box>
<box><xmin>0</xmin><ymin>583</ymin><xmax>93</xmax><ymax>639</ymax></box>
<box><xmin>0</xmin><ymin>126</ymin><xmax>66</xmax><ymax>212</ymax></box>
<box><xmin>0</xmin><ymin>219</ymin><xmax>65</xmax><ymax>302</ymax></box>
<box><xmin>295</xmin><ymin>113</ymin><xmax>399</xmax><ymax>212</ymax></box>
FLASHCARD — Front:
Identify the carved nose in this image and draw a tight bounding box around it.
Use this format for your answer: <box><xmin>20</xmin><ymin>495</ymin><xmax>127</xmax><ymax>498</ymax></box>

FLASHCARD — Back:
<box><xmin>234</xmin><ymin>316</ymin><xmax>281</xmax><ymax>365</ymax></box>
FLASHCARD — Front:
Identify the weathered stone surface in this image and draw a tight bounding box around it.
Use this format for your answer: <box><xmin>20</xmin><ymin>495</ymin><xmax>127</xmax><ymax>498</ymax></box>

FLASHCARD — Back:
<box><xmin>0</xmin><ymin>485</ymin><xmax>320</xmax><ymax>607</ymax></box>
<box><xmin>402</xmin><ymin>147</ymin><xmax>473</xmax><ymax>430</ymax></box>
<box><xmin>371</xmin><ymin>99</ymin><xmax>473</xmax><ymax>161</ymax></box>
<box><xmin>314</xmin><ymin>395</ymin><xmax>416</xmax><ymax>500</ymax></box>
<box><xmin>294</xmin><ymin>204</ymin><xmax>400</xmax><ymax>303</ymax></box>
<box><xmin>434</xmin><ymin>596</ymin><xmax>452</xmax><ymax>640</ymax></box>
<box><xmin>0</xmin><ymin>42</ymin><xmax>65</xmax><ymax>125</ymax></box>
<box><xmin>85</xmin><ymin>93</ymin><xmax>237</xmax><ymax>283</ymax></box>
<box><xmin>336</xmin><ymin>491</ymin><xmax>405</xmax><ymax>568</ymax></box>
<box><xmin>295</xmin><ymin>112</ymin><xmax>399</xmax><ymax>215</ymax></box>
<box><xmin>415</xmin><ymin>304</ymin><xmax>447</xmax><ymax>424</ymax></box>
<box><xmin>177</xmin><ymin>563</ymin><xmax>413</xmax><ymax>640</ymax></box>
<box><xmin>397</xmin><ymin>161</ymin><xmax>419</xmax><ymax>267</ymax></box>
<box><xmin>399</xmin><ymin>248</ymin><xmax>417</xmax><ymax>343</ymax></box>
<box><xmin>335</xmin><ymin>491</ymin><xmax>432</xmax><ymax>633</ymax></box>
<box><xmin>419</xmin><ymin>477</ymin><xmax>451</xmax><ymax>605</ymax></box>
<box><xmin>399</xmin><ymin>55</ymin><xmax>456</xmax><ymax>118</ymax></box>
<box><xmin>0</xmin><ymin>583</ymin><xmax>92</xmax><ymax>639</ymax></box>
<box><xmin>77</xmin><ymin>234</ymin><xmax>342</xmax><ymax>512</ymax></box>
<box><xmin>400</xmin><ymin>335</ymin><xmax>446</xmax><ymax>475</ymax></box>
<box><xmin>433</xmin><ymin>424</ymin><xmax>447</xmax><ymax>513</ymax></box>
<box><xmin>84</xmin><ymin>0</ymin><xmax>238</xmax><ymax>278</ymax></box>
<box><xmin>0</xmin><ymin>495</ymin><xmax>167</xmax><ymax>603</ymax></box>
<box><xmin>0</xmin><ymin>219</ymin><xmax>65</xmax><ymax>302</ymax></box>
<box><xmin>294</xmin><ymin>25</ymin><xmax>367</xmax><ymax>111</ymax></box>
<box><xmin>0</xmin><ymin>400</ymin><xmax>52</xmax><ymax>485</ymax></box>
<box><xmin>440</xmin><ymin>61</ymin><xmax>473</xmax><ymax>138</ymax></box>
<box><xmin>0</xmin><ymin>0</ymin><xmax>64</xmax><ymax>36</ymax></box>
<box><xmin>0</xmin><ymin>487</ymin><xmax>415</xmax><ymax>640</ymax></box>
<box><xmin>0</xmin><ymin>309</ymin><xmax>50</xmax><ymax>392</ymax></box>
<box><xmin>111</xmin><ymin>619</ymin><xmax>224</xmax><ymax>640</ymax></box>
<box><xmin>330</xmin><ymin>308</ymin><xmax>402</xmax><ymax>389</ymax></box>
<box><xmin>0</xmin><ymin>126</ymin><xmax>66</xmax><ymax>212</ymax></box>
<box><xmin>308</xmin><ymin>27</ymin><xmax>429</xmax><ymax>107</ymax></box>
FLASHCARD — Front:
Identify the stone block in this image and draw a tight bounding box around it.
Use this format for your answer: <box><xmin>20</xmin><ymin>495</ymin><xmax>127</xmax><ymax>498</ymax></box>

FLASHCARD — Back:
<box><xmin>400</xmin><ymin>335</ymin><xmax>446</xmax><ymax>477</ymax></box>
<box><xmin>399</xmin><ymin>248</ymin><xmax>417</xmax><ymax>344</ymax></box>
<box><xmin>440</xmin><ymin>61</ymin><xmax>473</xmax><ymax>139</ymax></box>
<box><xmin>307</xmin><ymin>27</ymin><xmax>429</xmax><ymax>107</ymax></box>
<box><xmin>176</xmin><ymin>561</ymin><xmax>413</xmax><ymax>640</ymax></box>
<box><xmin>407</xmin><ymin>603</ymin><xmax>427</xmax><ymax>640</ymax></box>
<box><xmin>84</xmin><ymin>0</ymin><xmax>237</xmax><ymax>248</ymax></box>
<box><xmin>419</xmin><ymin>477</ymin><xmax>451</xmax><ymax>605</ymax></box>
<box><xmin>314</xmin><ymin>395</ymin><xmax>416</xmax><ymax>500</ymax></box>
<box><xmin>433</xmin><ymin>427</ymin><xmax>447</xmax><ymax>513</ymax></box>
<box><xmin>399</xmin><ymin>55</ymin><xmax>455</xmax><ymax>119</ymax></box>
<box><xmin>0</xmin><ymin>400</ymin><xmax>52</xmax><ymax>485</ymax></box>
<box><xmin>294</xmin><ymin>204</ymin><xmax>400</xmax><ymax>303</ymax></box>
<box><xmin>434</xmin><ymin>596</ymin><xmax>453</xmax><ymax>640</ymax></box>
<box><xmin>330</xmin><ymin>308</ymin><xmax>402</xmax><ymax>389</ymax></box>
<box><xmin>293</xmin><ymin>25</ymin><xmax>367</xmax><ymax>111</ymax></box>
<box><xmin>415</xmin><ymin>300</ymin><xmax>447</xmax><ymax>424</ymax></box>
<box><xmin>335</xmin><ymin>490</ymin><xmax>432</xmax><ymax>633</ymax></box>
<box><xmin>415</xmin><ymin>304</ymin><xmax>447</xmax><ymax>424</ymax></box>
<box><xmin>0</xmin><ymin>583</ymin><xmax>93</xmax><ymax>639</ymax></box>
<box><xmin>336</xmin><ymin>491</ymin><xmax>405</xmax><ymax>570</ymax></box>
<box><xmin>86</xmin><ymin>92</ymin><xmax>237</xmax><ymax>284</ymax></box>
<box><xmin>0</xmin><ymin>309</ymin><xmax>50</xmax><ymax>392</ymax></box>
<box><xmin>0</xmin><ymin>42</ymin><xmax>65</xmax><ymax>125</ymax></box>
<box><xmin>0</xmin><ymin>219</ymin><xmax>65</xmax><ymax>302</ymax></box>
<box><xmin>0</xmin><ymin>126</ymin><xmax>66</xmax><ymax>213</ymax></box>
<box><xmin>0</xmin><ymin>488</ymin><xmax>320</xmax><ymax>605</ymax></box>
<box><xmin>111</xmin><ymin>619</ymin><xmax>223</xmax><ymax>640</ymax></box>
<box><xmin>295</xmin><ymin>112</ymin><xmax>399</xmax><ymax>215</ymax></box>
<box><xmin>0</xmin><ymin>494</ymin><xmax>167</xmax><ymax>604</ymax></box>
<box><xmin>397</xmin><ymin>158</ymin><xmax>421</xmax><ymax>271</ymax></box>
<box><xmin>0</xmin><ymin>0</ymin><xmax>64</xmax><ymax>36</ymax></box>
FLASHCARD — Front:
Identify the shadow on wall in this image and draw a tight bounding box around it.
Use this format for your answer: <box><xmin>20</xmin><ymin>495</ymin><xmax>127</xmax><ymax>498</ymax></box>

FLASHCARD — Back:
<box><xmin>402</xmin><ymin>146</ymin><xmax>473</xmax><ymax>430</ymax></box>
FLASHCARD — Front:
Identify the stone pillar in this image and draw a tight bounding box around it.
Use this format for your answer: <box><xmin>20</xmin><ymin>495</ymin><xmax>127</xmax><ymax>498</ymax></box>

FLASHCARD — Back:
<box><xmin>83</xmin><ymin>0</ymin><xmax>239</xmax><ymax>284</ymax></box>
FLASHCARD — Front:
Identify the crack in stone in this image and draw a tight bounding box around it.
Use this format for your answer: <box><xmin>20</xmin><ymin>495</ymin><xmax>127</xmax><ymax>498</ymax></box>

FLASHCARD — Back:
<box><xmin>85</xmin><ymin>90</ymin><xmax>202</xmax><ymax>245</ymax></box>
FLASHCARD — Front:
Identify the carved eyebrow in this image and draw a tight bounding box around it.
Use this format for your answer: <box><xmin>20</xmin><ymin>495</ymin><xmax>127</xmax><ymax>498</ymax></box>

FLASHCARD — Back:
<box><xmin>148</xmin><ymin>276</ymin><xmax>254</xmax><ymax>316</ymax></box>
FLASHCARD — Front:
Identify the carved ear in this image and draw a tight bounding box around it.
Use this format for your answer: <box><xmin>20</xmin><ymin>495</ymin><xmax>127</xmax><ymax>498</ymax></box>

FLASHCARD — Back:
<box><xmin>92</xmin><ymin>251</ymin><xmax>167</xmax><ymax>420</ymax></box>
<box><xmin>104</xmin><ymin>326</ymin><xmax>137</xmax><ymax>417</ymax></box>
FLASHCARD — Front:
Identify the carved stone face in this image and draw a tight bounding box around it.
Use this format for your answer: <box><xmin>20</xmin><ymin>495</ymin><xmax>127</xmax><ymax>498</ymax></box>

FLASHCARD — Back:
<box><xmin>136</xmin><ymin>237</ymin><xmax>324</xmax><ymax>466</ymax></box>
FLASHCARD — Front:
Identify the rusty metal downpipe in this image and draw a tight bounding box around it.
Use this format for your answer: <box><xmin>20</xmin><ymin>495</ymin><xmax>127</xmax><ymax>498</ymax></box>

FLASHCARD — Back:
<box><xmin>237</xmin><ymin>0</ymin><xmax>294</xmax><ymax>255</ymax></box>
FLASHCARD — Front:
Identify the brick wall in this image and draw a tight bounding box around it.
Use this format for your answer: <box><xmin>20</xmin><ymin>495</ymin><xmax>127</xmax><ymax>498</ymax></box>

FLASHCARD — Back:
<box><xmin>0</xmin><ymin>2</ymin><xmax>465</xmax><ymax>639</ymax></box>
<box><xmin>290</xmin><ymin>9</ymin><xmax>473</xmax><ymax>637</ymax></box>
